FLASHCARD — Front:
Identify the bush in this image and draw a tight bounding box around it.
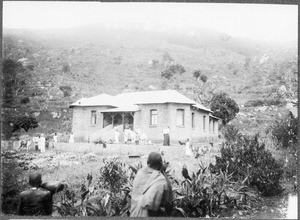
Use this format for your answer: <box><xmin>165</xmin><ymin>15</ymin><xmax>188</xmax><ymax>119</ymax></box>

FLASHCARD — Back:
<box><xmin>20</xmin><ymin>97</ymin><xmax>30</xmax><ymax>105</ymax></box>
<box><xmin>244</xmin><ymin>98</ymin><xmax>287</xmax><ymax>107</ymax></box>
<box><xmin>99</xmin><ymin>158</ymin><xmax>128</xmax><ymax>196</ymax></box>
<box><xmin>12</xmin><ymin>116</ymin><xmax>38</xmax><ymax>132</ymax></box>
<box><xmin>161</xmin><ymin>69</ymin><xmax>173</xmax><ymax>80</ymax></box>
<box><xmin>267</xmin><ymin>112</ymin><xmax>298</xmax><ymax>150</ymax></box>
<box><xmin>200</xmin><ymin>74</ymin><xmax>208</xmax><ymax>83</ymax></box>
<box><xmin>215</xmin><ymin>127</ymin><xmax>284</xmax><ymax>196</ymax></box>
<box><xmin>59</xmin><ymin>85</ymin><xmax>72</xmax><ymax>97</ymax></box>
<box><xmin>62</xmin><ymin>63</ymin><xmax>70</xmax><ymax>73</ymax></box>
<box><xmin>2</xmin><ymin>152</ymin><xmax>27</xmax><ymax>214</ymax></box>
<box><xmin>193</xmin><ymin>70</ymin><xmax>201</xmax><ymax>78</ymax></box>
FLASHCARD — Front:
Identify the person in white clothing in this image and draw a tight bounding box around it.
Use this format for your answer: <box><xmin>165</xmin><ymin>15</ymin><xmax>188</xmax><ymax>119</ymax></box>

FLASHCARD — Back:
<box><xmin>140</xmin><ymin>132</ymin><xmax>147</xmax><ymax>145</ymax></box>
<box><xmin>69</xmin><ymin>132</ymin><xmax>74</xmax><ymax>144</ymax></box>
<box><xmin>185</xmin><ymin>138</ymin><xmax>193</xmax><ymax>157</ymax></box>
<box><xmin>53</xmin><ymin>133</ymin><xmax>58</xmax><ymax>148</ymax></box>
<box><xmin>32</xmin><ymin>136</ymin><xmax>39</xmax><ymax>151</ymax></box>
<box><xmin>38</xmin><ymin>135</ymin><xmax>46</xmax><ymax>153</ymax></box>
<box><xmin>114</xmin><ymin>129</ymin><xmax>120</xmax><ymax>144</ymax></box>
<box><xmin>163</xmin><ymin>126</ymin><xmax>170</xmax><ymax>146</ymax></box>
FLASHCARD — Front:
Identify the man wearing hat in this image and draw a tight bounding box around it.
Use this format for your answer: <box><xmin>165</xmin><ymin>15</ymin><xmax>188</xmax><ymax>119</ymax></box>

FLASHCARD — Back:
<box><xmin>17</xmin><ymin>172</ymin><xmax>53</xmax><ymax>216</ymax></box>
<box><xmin>130</xmin><ymin>152</ymin><xmax>172</xmax><ymax>217</ymax></box>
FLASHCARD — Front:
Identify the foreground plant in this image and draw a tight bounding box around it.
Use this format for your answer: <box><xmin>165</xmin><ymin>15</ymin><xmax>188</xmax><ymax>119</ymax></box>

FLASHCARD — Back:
<box><xmin>215</xmin><ymin>126</ymin><xmax>284</xmax><ymax>196</ymax></box>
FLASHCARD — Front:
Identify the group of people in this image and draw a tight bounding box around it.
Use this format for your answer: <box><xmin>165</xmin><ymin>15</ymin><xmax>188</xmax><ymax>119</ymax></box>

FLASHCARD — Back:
<box><xmin>32</xmin><ymin>134</ymin><xmax>46</xmax><ymax>153</ymax></box>
<box><xmin>17</xmin><ymin>152</ymin><xmax>172</xmax><ymax>217</ymax></box>
<box><xmin>114</xmin><ymin>127</ymin><xmax>148</xmax><ymax>145</ymax></box>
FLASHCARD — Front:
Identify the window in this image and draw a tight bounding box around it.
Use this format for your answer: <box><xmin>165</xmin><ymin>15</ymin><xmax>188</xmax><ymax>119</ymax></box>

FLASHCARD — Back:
<box><xmin>203</xmin><ymin>116</ymin><xmax>206</xmax><ymax>131</ymax></box>
<box><xmin>209</xmin><ymin>119</ymin><xmax>212</xmax><ymax>133</ymax></box>
<box><xmin>91</xmin><ymin>111</ymin><xmax>97</xmax><ymax>125</ymax></box>
<box><xmin>177</xmin><ymin>109</ymin><xmax>185</xmax><ymax>126</ymax></box>
<box><xmin>191</xmin><ymin>112</ymin><xmax>195</xmax><ymax>129</ymax></box>
<box><xmin>213</xmin><ymin>121</ymin><xmax>215</xmax><ymax>133</ymax></box>
<box><xmin>150</xmin><ymin>109</ymin><xmax>157</xmax><ymax>125</ymax></box>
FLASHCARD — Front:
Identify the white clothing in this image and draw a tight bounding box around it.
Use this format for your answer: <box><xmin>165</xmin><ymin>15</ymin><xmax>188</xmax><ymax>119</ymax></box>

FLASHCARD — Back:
<box><xmin>69</xmin><ymin>134</ymin><xmax>74</xmax><ymax>143</ymax></box>
<box><xmin>185</xmin><ymin>141</ymin><xmax>193</xmax><ymax>156</ymax></box>
<box><xmin>53</xmin><ymin>135</ymin><xmax>58</xmax><ymax>143</ymax></box>
<box><xmin>140</xmin><ymin>133</ymin><xmax>147</xmax><ymax>144</ymax></box>
<box><xmin>38</xmin><ymin>137</ymin><xmax>46</xmax><ymax>153</ymax></box>
<box><xmin>163</xmin><ymin>128</ymin><xmax>170</xmax><ymax>134</ymax></box>
<box><xmin>114</xmin><ymin>131</ymin><xmax>120</xmax><ymax>144</ymax></box>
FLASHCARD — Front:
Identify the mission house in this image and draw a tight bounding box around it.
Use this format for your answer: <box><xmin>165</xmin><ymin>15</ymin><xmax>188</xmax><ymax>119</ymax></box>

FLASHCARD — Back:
<box><xmin>69</xmin><ymin>90</ymin><xmax>219</xmax><ymax>143</ymax></box>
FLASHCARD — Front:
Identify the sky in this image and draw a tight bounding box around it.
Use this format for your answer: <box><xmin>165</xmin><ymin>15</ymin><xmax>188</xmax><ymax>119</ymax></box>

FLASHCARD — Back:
<box><xmin>3</xmin><ymin>1</ymin><xmax>298</xmax><ymax>42</ymax></box>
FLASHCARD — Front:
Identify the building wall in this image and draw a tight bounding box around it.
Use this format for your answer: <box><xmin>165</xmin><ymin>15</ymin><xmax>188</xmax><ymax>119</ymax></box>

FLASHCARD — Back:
<box><xmin>72</xmin><ymin>103</ymin><xmax>219</xmax><ymax>143</ymax></box>
<box><xmin>71</xmin><ymin>106</ymin><xmax>112</xmax><ymax>141</ymax></box>
<box><xmin>134</xmin><ymin>103</ymin><xmax>217</xmax><ymax>143</ymax></box>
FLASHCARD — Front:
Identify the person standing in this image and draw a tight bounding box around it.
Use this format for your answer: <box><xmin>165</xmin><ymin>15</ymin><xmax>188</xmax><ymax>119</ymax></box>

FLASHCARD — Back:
<box><xmin>185</xmin><ymin>138</ymin><xmax>193</xmax><ymax>157</ymax></box>
<box><xmin>130</xmin><ymin>152</ymin><xmax>172</xmax><ymax>217</ymax></box>
<box><xmin>114</xmin><ymin>129</ymin><xmax>120</xmax><ymax>144</ymax></box>
<box><xmin>32</xmin><ymin>136</ymin><xmax>39</xmax><ymax>151</ymax></box>
<box><xmin>163</xmin><ymin>126</ymin><xmax>170</xmax><ymax>146</ymax></box>
<box><xmin>17</xmin><ymin>172</ymin><xmax>52</xmax><ymax>216</ymax></box>
<box><xmin>38</xmin><ymin>134</ymin><xmax>46</xmax><ymax>153</ymax></box>
<box><xmin>53</xmin><ymin>133</ymin><xmax>58</xmax><ymax>148</ymax></box>
<box><xmin>140</xmin><ymin>132</ymin><xmax>147</xmax><ymax>145</ymax></box>
<box><xmin>69</xmin><ymin>132</ymin><xmax>74</xmax><ymax>144</ymax></box>
<box><xmin>123</xmin><ymin>128</ymin><xmax>128</xmax><ymax>144</ymax></box>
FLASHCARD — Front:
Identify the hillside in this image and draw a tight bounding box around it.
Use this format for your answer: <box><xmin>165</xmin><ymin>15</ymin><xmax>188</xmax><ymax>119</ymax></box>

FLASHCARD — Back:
<box><xmin>2</xmin><ymin>23</ymin><xmax>297</xmax><ymax>138</ymax></box>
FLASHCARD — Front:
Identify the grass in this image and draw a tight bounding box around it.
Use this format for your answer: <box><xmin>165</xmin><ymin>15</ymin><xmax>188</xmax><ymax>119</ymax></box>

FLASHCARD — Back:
<box><xmin>30</xmin><ymin>142</ymin><xmax>220</xmax><ymax>187</ymax></box>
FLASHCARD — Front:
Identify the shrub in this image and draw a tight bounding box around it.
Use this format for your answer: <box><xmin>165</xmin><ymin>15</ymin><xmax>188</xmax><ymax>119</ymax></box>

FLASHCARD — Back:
<box><xmin>98</xmin><ymin>158</ymin><xmax>128</xmax><ymax>196</ymax></box>
<box><xmin>162</xmin><ymin>52</ymin><xmax>173</xmax><ymax>63</ymax></box>
<box><xmin>59</xmin><ymin>85</ymin><xmax>72</xmax><ymax>97</ymax></box>
<box><xmin>200</xmin><ymin>74</ymin><xmax>208</xmax><ymax>83</ymax></box>
<box><xmin>161</xmin><ymin>69</ymin><xmax>173</xmax><ymax>80</ymax></box>
<box><xmin>20</xmin><ymin>97</ymin><xmax>30</xmax><ymax>105</ymax></box>
<box><xmin>62</xmin><ymin>63</ymin><xmax>70</xmax><ymax>73</ymax></box>
<box><xmin>2</xmin><ymin>152</ymin><xmax>27</xmax><ymax>214</ymax></box>
<box><xmin>161</xmin><ymin>64</ymin><xmax>186</xmax><ymax>80</ymax></box>
<box><xmin>215</xmin><ymin>128</ymin><xmax>284</xmax><ymax>196</ymax></box>
<box><xmin>222</xmin><ymin>124</ymin><xmax>242</xmax><ymax>144</ymax></box>
<box><xmin>267</xmin><ymin>112</ymin><xmax>298</xmax><ymax>150</ymax></box>
<box><xmin>193</xmin><ymin>70</ymin><xmax>201</xmax><ymax>79</ymax></box>
<box><xmin>12</xmin><ymin>115</ymin><xmax>38</xmax><ymax>132</ymax></box>
<box><xmin>244</xmin><ymin>99</ymin><xmax>287</xmax><ymax>107</ymax></box>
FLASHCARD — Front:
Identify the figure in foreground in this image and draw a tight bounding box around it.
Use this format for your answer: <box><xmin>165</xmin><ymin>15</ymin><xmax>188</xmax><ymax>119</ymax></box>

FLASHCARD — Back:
<box><xmin>130</xmin><ymin>152</ymin><xmax>172</xmax><ymax>217</ymax></box>
<box><xmin>17</xmin><ymin>172</ymin><xmax>52</xmax><ymax>216</ymax></box>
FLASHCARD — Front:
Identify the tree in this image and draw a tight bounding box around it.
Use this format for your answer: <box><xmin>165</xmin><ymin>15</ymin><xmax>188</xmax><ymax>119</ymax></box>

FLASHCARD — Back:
<box><xmin>12</xmin><ymin>116</ymin><xmax>38</xmax><ymax>132</ymax></box>
<box><xmin>62</xmin><ymin>63</ymin><xmax>71</xmax><ymax>73</ymax></box>
<box><xmin>162</xmin><ymin>52</ymin><xmax>173</xmax><ymax>63</ymax></box>
<box><xmin>161</xmin><ymin>64</ymin><xmax>186</xmax><ymax>80</ymax></box>
<box><xmin>210</xmin><ymin>93</ymin><xmax>239</xmax><ymax>125</ymax></box>
<box><xmin>3</xmin><ymin>59</ymin><xmax>25</xmax><ymax>106</ymax></box>
<box><xmin>244</xmin><ymin>57</ymin><xmax>251</xmax><ymax>69</ymax></box>
<box><xmin>59</xmin><ymin>85</ymin><xmax>72</xmax><ymax>97</ymax></box>
<box><xmin>161</xmin><ymin>69</ymin><xmax>173</xmax><ymax>80</ymax></box>
<box><xmin>193</xmin><ymin>70</ymin><xmax>201</xmax><ymax>79</ymax></box>
<box><xmin>192</xmin><ymin>70</ymin><xmax>213</xmax><ymax>105</ymax></box>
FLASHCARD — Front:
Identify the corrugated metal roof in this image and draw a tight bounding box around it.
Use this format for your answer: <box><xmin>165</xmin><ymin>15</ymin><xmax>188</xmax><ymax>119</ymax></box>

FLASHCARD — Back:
<box><xmin>100</xmin><ymin>104</ymin><xmax>140</xmax><ymax>112</ymax></box>
<box><xmin>192</xmin><ymin>103</ymin><xmax>212</xmax><ymax>113</ymax></box>
<box><xmin>209</xmin><ymin>114</ymin><xmax>221</xmax><ymax>120</ymax></box>
<box><xmin>69</xmin><ymin>90</ymin><xmax>212</xmax><ymax>113</ymax></box>
<box><xmin>115</xmin><ymin>90</ymin><xmax>197</xmax><ymax>105</ymax></box>
<box><xmin>70</xmin><ymin>93</ymin><xmax>118</xmax><ymax>107</ymax></box>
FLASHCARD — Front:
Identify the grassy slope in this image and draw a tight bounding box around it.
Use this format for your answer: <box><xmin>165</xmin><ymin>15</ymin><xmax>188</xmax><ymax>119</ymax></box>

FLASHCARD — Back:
<box><xmin>2</xmin><ymin>25</ymin><xmax>297</xmax><ymax>137</ymax></box>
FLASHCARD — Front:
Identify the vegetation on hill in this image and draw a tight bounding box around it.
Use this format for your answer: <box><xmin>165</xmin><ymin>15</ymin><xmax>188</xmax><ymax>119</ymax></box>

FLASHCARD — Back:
<box><xmin>2</xmin><ymin>24</ymin><xmax>297</xmax><ymax>138</ymax></box>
